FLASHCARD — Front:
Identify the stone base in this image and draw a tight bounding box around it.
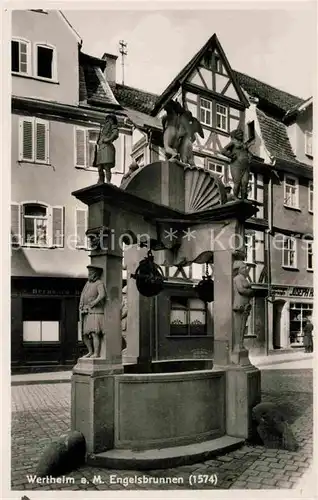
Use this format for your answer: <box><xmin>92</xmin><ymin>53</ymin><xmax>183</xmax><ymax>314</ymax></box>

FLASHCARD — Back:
<box><xmin>88</xmin><ymin>435</ymin><xmax>245</xmax><ymax>470</ymax></box>
<box><xmin>226</xmin><ymin>363</ymin><xmax>261</xmax><ymax>439</ymax></box>
<box><xmin>71</xmin><ymin>359</ymin><xmax>123</xmax><ymax>454</ymax></box>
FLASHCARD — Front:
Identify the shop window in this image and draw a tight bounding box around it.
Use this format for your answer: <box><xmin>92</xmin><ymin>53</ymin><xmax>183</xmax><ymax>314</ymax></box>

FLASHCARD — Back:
<box><xmin>22</xmin><ymin>298</ymin><xmax>60</xmax><ymax>342</ymax></box>
<box><xmin>289</xmin><ymin>302</ymin><xmax>313</xmax><ymax>346</ymax></box>
<box><xmin>35</xmin><ymin>43</ymin><xmax>56</xmax><ymax>80</ymax></box>
<box><xmin>284</xmin><ymin>175</ymin><xmax>299</xmax><ymax>209</ymax></box>
<box><xmin>199</xmin><ymin>98</ymin><xmax>212</xmax><ymax>126</ymax></box>
<box><xmin>12</xmin><ymin>38</ymin><xmax>31</xmax><ymax>75</ymax></box>
<box><xmin>170</xmin><ymin>297</ymin><xmax>207</xmax><ymax>337</ymax></box>
<box><xmin>19</xmin><ymin>117</ymin><xmax>50</xmax><ymax>164</ymax></box>
<box><xmin>282</xmin><ymin>236</ymin><xmax>297</xmax><ymax>268</ymax></box>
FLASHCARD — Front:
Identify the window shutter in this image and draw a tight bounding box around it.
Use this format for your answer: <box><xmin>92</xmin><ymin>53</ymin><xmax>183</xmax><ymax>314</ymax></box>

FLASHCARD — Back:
<box><xmin>35</xmin><ymin>121</ymin><xmax>47</xmax><ymax>162</ymax></box>
<box><xmin>11</xmin><ymin>204</ymin><xmax>21</xmax><ymax>246</ymax></box>
<box><xmin>75</xmin><ymin>128</ymin><xmax>86</xmax><ymax>167</ymax></box>
<box><xmin>76</xmin><ymin>208</ymin><xmax>87</xmax><ymax>248</ymax></box>
<box><xmin>52</xmin><ymin>206</ymin><xmax>64</xmax><ymax>247</ymax></box>
<box><xmin>21</xmin><ymin>119</ymin><xmax>33</xmax><ymax>161</ymax></box>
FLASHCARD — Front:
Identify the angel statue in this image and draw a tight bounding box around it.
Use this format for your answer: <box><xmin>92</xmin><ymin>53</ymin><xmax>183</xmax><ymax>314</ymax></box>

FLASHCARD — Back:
<box><xmin>220</xmin><ymin>128</ymin><xmax>253</xmax><ymax>200</ymax></box>
<box><xmin>162</xmin><ymin>100</ymin><xmax>204</xmax><ymax>166</ymax></box>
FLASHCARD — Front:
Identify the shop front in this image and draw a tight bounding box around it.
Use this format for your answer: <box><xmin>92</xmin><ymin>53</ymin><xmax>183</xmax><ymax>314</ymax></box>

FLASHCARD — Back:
<box><xmin>11</xmin><ymin>277</ymin><xmax>87</xmax><ymax>372</ymax></box>
<box><xmin>271</xmin><ymin>285</ymin><xmax>313</xmax><ymax>350</ymax></box>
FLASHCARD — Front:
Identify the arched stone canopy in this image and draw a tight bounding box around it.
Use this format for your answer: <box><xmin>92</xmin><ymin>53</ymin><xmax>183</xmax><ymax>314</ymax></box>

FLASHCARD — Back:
<box><xmin>121</xmin><ymin>161</ymin><xmax>227</xmax><ymax>214</ymax></box>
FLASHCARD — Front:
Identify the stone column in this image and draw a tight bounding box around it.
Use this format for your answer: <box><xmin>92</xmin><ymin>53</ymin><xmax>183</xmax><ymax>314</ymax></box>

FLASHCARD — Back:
<box><xmin>71</xmin><ymin>217</ymin><xmax>124</xmax><ymax>453</ymax></box>
<box><xmin>212</xmin><ymin>218</ymin><xmax>261</xmax><ymax>439</ymax></box>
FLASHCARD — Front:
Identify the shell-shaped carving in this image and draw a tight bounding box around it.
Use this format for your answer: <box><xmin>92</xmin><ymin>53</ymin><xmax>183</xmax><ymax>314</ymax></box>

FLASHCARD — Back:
<box><xmin>184</xmin><ymin>166</ymin><xmax>227</xmax><ymax>213</ymax></box>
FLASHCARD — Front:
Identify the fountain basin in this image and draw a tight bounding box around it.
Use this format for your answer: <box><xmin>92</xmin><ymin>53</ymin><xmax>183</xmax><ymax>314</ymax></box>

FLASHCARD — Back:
<box><xmin>114</xmin><ymin>362</ymin><xmax>225</xmax><ymax>450</ymax></box>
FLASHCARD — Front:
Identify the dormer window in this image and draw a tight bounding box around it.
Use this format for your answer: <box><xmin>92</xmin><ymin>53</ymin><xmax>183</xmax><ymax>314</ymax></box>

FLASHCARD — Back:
<box><xmin>11</xmin><ymin>39</ymin><xmax>30</xmax><ymax>75</ymax></box>
<box><xmin>35</xmin><ymin>43</ymin><xmax>56</xmax><ymax>80</ymax></box>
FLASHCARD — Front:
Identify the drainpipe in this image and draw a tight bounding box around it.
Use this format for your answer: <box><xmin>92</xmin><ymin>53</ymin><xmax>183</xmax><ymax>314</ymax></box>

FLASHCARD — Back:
<box><xmin>265</xmin><ymin>174</ymin><xmax>274</xmax><ymax>354</ymax></box>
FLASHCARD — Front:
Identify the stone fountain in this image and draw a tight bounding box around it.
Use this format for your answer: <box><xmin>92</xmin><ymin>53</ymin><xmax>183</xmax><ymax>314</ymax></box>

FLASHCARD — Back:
<box><xmin>70</xmin><ymin>157</ymin><xmax>261</xmax><ymax>469</ymax></box>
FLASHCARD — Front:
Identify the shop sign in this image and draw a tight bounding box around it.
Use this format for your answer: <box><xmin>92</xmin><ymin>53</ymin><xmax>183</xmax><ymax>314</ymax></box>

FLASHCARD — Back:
<box><xmin>272</xmin><ymin>286</ymin><xmax>313</xmax><ymax>298</ymax></box>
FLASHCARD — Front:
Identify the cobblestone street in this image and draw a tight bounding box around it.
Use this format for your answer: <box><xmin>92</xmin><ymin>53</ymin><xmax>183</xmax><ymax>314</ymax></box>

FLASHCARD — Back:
<box><xmin>11</xmin><ymin>372</ymin><xmax>313</xmax><ymax>492</ymax></box>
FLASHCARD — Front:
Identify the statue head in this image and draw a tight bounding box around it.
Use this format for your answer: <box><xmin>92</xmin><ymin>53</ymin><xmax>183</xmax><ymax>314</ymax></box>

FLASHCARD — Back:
<box><xmin>233</xmin><ymin>260</ymin><xmax>249</xmax><ymax>277</ymax></box>
<box><xmin>230</xmin><ymin>128</ymin><xmax>244</xmax><ymax>142</ymax></box>
<box><xmin>104</xmin><ymin>114</ymin><xmax>118</xmax><ymax>126</ymax></box>
<box><xmin>87</xmin><ymin>265</ymin><xmax>103</xmax><ymax>282</ymax></box>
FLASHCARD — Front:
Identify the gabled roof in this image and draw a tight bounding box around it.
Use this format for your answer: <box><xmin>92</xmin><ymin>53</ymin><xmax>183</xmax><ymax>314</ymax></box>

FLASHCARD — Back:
<box><xmin>79</xmin><ymin>52</ymin><xmax>120</xmax><ymax>108</ymax></box>
<box><xmin>234</xmin><ymin>71</ymin><xmax>304</xmax><ymax>116</ymax></box>
<box><xmin>283</xmin><ymin>96</ymin><xmax>313</xmax><ymax>123</ymax></box>
<box><xmin>256</xmin><ymin>108</ymin><xmax>296</xmax><ymax>163</ymax></box>
<box><xmin>58</xmin><ymin>11</ymin><xmax>82</xmax><ymax>44</ymax></box>
<box><xmin>151</xmin><ymin>33</ymin><xmax>249</xmax><ymax>115</ymax></box>
<box><xmin>111</xmin><ymin>83</ymin><xmax>158</xmax><ymax>114</ymax></box>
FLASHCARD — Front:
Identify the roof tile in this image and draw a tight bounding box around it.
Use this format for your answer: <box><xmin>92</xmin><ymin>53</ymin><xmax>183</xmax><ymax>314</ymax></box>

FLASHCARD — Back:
<box><xmin>256</xmin><ymin>108</ymin><xmax>296</xmax><ymax>162</ymax></box>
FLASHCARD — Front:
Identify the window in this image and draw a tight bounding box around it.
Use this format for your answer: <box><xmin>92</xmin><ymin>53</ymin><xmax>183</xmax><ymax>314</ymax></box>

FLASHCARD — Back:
<box><xmin>23</xmin><ymin>298</ymin><xmax>60</xmax><ymax>342</ymax></box>
<box><xmin>35</xmin><ymin>43</ymin><xmax>56</xmax><ymax>80</ymax></box>
<box><xmin>282</xmin><ymin>236</ymin><xmax>297</xmax><ymax>268</ymax></box>
<box><xmin>247</xmin><ymin>121</ymin><xmax>255</xmax><ymax>141</ymax></box>
<box><xmin>199</xmin><ymin>98</ymin><xmax>212</xmax><ymax>126</ymax></box>
<box><xmin>284</xmin><ymin>175</ymin><xmax>299</xmax><ymax>209</ymax></box>
<box><xmin>305</xmin><ymin>131</ymin><xmax>313</xmax><ymax>157</ymax></box>
<box><xmin>247</xmin><ymin>172</ymin><xmax>256</xmax><ymax>201</ymax></box>
<box><xmin>216</xmin><ymin>104</ymin><xmax>228</xmax><ymax>131</ymax></box>
<box><xmin>23</xmin><ymin>203</ymin><xmax>48</xmax><ymax>246</ymax></box>
<box><xmin>289</xmin><ymin>302</ymin><xmax>313</xmax><ymax>345</ymax></box>
<box><xmin>19</xmin><ymin>117</ymin><xmax>49</xmax><ymax>163</ymax></box>
<box><xmin>206</xmin><ymin>161</ymin><xmax>224</xmax><ymax>179</ymax></box>
<box><xmin>170</xmin><ymin>297</ymin><xmax>207</xmax><ymax>337</ymax></box>
<box><xmin>309</xmin><ymin>182</ymin><xmax>313</xmax><ymax>213</ymax></box>
<box><xmin>75</xmin><ymin>127</ymin><xmax>99</xmax><ymax>168</ymax></box>
<box><xmin>307</xmin><ymin>241</ymin><xmax>313</xmax><ymax>271</ymax></box>
<box><xmin>12</xmin><ymin>39</ymin><xmax>30</xmax><ymax>75</ymax></box>
<box><xmin>245</xmin><ymin>233</ymin><xmax>255</xmax><ymax>265</ymax></box>
<box><xmin>214</xmin><ymin>55</ymin><xmax>223</xmax><ymax>74</ymax></box>
<box><xmin>135</xmin><ymin>152</ymin><xmax>145</xmax><ymax>167</ymax></box>
<box><xmin>75</xmin><ymin>208</ymin><xmax>88</xmax><ymax>249</ymax></box>
<box><xmin>11</xmin><ymin>203</ymin><xmax>64</xmax><ymax>248</ymax></box>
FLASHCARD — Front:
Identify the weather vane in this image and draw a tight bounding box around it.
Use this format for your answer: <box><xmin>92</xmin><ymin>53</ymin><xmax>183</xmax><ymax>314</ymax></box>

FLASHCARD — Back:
<box><xmin>119</xmin><ymin>40</ymin><xmax>128</xmax><ymax>85</ymax></box>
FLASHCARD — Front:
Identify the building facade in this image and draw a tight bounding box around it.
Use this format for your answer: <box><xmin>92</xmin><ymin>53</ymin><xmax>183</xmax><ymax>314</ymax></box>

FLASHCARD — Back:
<box><xmin>11</xmin><ymin>11</ymin><xmax>313</xmax><ymax>370</ymax></box>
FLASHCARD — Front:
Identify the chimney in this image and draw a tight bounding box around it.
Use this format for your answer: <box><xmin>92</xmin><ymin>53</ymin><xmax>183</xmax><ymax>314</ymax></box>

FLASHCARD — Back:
<box><xmin>102</xmin><ymin>53</ymin><xmax>117</xmax><ymax>85</ymax></box>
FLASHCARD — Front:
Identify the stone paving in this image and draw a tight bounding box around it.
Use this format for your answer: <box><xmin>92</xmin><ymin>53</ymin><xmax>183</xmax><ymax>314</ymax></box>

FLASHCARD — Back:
<box><xmin>11</xmin><ymin>380</ymin><xmax>313</xmax><ymax>491</ymax></box>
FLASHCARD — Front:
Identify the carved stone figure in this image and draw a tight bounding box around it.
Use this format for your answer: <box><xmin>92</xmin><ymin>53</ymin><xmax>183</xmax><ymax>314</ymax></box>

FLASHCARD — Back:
<box><xmin>221</xmin><ymin>128</ymin><xmax>252</xmax><ymax>199</ymax></box>
<box><xmin>233</xmin><ymin>261</ymin><xmax>254</xmax><ymax>351</ymax></box>
<box><xmin>162</xmin><ymin>100</ymin><xmax>204</xmax><ymax>165</ymax></box>
<box><xmin>252</xmin><ymin>402</ymin><xmax>299</xmax><ymax>451</ymax></box>
<box><xmin>79</xmin><ymin>265</ymin><xmax>106</xmax><ymax>358</ymax></box>
<box><xmin>94</xmin><ymin>114</ymin><xmax>119</xmax><ymax>184</ymax></box>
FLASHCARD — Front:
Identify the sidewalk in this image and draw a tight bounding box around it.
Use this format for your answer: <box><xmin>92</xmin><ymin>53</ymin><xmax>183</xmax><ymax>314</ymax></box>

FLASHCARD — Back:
<box><xmin>11</xmin><ymin>351</ymin><xmax>313</xmax><ymax>386</ymax></box>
